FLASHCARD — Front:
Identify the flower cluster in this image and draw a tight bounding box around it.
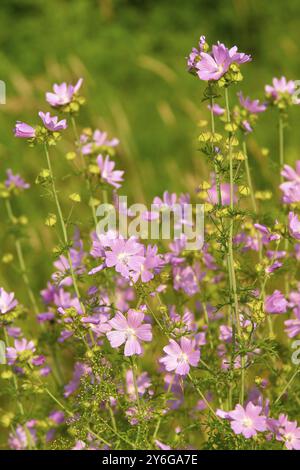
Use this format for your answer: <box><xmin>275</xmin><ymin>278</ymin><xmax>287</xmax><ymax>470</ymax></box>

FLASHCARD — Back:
<box><xmin>1</xmin><ymin>36</ymin><xmax>300</xmax><ymax>451</ymax></box>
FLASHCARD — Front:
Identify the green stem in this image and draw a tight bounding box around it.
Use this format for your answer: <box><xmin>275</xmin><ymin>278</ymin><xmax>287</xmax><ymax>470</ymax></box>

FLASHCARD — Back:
<box><xmin>242</xmin><ymin>139</ymin><xmax>257</xmax><ymax>213</ymax></box>
<box><xmin>43</xmin><ymin>143</ymin><xmax>84</xmax><ymax>312</ymax></box>
<box><xmin>3</xmin><ymin>328</ymin><xmax>25</xmax><ymax>417</ymax></box>
<box><xmin>5</xmin><ymin>199</ymin><xmax>39</xmax><ymax>315</ymax></box>
<box><xmin>279</xmin><ymin>112</ymin><xmax>284</xmax><ymax>183</ymax></box>
<box><xmin>210</xmin><ymin>96</ymin><xmax>222</xmax><ymax>205</ymax></box>
<box><xmin>224</xmin><ymin>87</ymin><xmax>241</xmax><ymax>339</ymax></box>
<box><xmin>71</xmin><ymin>116</ymin><xmax>98</xmax><ymax>228</ymax></box>
<box><xmin>275</xmin><ymin>367</ymin><xmax>300</xmax><ymax>405</ymax></box>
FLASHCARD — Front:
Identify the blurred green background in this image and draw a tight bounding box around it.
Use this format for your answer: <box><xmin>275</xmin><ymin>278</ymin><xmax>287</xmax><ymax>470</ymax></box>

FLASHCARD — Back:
<box><xmin>1</xmin><ymin>0</ymin><xmax>300</xmax><ymax>297</ymax></box>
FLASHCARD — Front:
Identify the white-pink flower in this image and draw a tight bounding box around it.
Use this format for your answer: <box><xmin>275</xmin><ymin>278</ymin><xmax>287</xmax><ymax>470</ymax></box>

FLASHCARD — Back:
<box><xmin>106</xmin><ymin>309</ymin><xmax>152</xmax><ymax>356</ymax></box>
<box><xmin>159</xmin><ymin>337</ymin><xmax>200</xmax><ymax>376</ymax></box>
<box><xmin>223</xmin><ymin>402</ymin><xmax>267</xmax><ymax>439</ymax></box>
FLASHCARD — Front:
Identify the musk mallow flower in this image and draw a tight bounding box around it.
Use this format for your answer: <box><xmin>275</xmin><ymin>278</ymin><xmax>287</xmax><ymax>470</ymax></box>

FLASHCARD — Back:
<box><xmin>280</xmin><ymin>162</ymin><xmax>300</xmax><ymax>204</ymax></box>
<box><xmin>288</xmin><ymin>212</ymin><xmax>300</xmax><ymax>240</ymax></box>
<box><xmin>8</xmin><ymin>422</ymin><xmax>37</xmax><ymax>450</ymax></box>
<box><xmin>38</xmin><ymin>112</ymin><xmax>67</xmax><ymax>132</ymax></box>
<box><xmin>197</xmin><ymin>43</ymin><xmax>232</xmax><ymax>81</ymax></box>
<box><xmin>46</xmin><ymin>78</ymin><xmax>83</xmax><ymax>107</ymax></box>
<box><xmin>6</xmin><ymin>338</ymin><xmax>36</xmax><ymax>365</ymax></box>
<box><xmin>278</xmin><ymin>420</ymin><xmax>300</xmax><ymax>450</ymax></box>
<box><xmin>97</xmin><ymin>154</ymin><xmax>124</xmax><ymax>189</ymax></box>
<box><xmin>265</xmin><ymin>76</ymin><xmax>300</xmax><ymax>104</ymax></box>
<box><xmin>196</xmin><ymin>42</ymin><xmax>251</xmax><ymax>81</ymax></box>
<box><xmin>106</xmin><ymin>309</ymin><xmax>152</xmax><ymax>356</ymax></box>
<box><xmin>159</xmin><ymin>337</ymin><xmax>200</xmax><ymax>376</ymax></box>
<box><xmin>14</xmin><ymin>121</ymin><xmax>36</xmax><ymax>139</ymax></box>
<box><xmin>187</xmin><ymin>35</ymin><xmax>207</xmax><ymax>71</ymax></box>
<box><xmin>5</xmin><ymin>169</ymin><xmax>30</xmax><ymax>191</ymax></box>
<box><xmin>104</xmin><ymin>236</ymin><xmax>145</xmax><ymax>281</ymax></box>
<box><xmin>265</xmin><ymin>290</ymin><xmax>288</xmax><ymax>314</ymax></box>
<box><xmin>218</xmin><ymin>402</ymin><xmax>267</xmax><ymax>438</ymax></box>
<box><xmin>0</xmin><ymin>288</ymin><xmax>18</xmax><ymax>314</ymax></box>
<box><xmin>237</xmin><ymin>92</ymin><xmax>267</xmax><ymax>114</ymax></box>
<box><xmin>284</xmin><ymin>309</ymin><xmax>300</xmax><ymax>338</ymax></box>
<box><xmin>207</xmin><ymin>103</ymin><xmax>225</xmax><ymax>116</ymax></box>
<box><xmin>81</xmin><ymin>129</ymin><xmax>119</xmax><ymax>155</ymax></box>
<box><xmin>126</xmin><ymin>369</ymin><xmax>151</xmax><ymax>398</ymax></box>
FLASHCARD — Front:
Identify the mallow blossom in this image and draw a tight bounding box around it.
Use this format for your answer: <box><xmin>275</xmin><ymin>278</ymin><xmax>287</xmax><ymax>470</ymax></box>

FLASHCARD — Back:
<box><xmin>280</xmin><ymin>162</ymin><xmax>300</xmax><ymax>204</ymax></box>
<box><xmin>38</xmin><ymin>112</ymin><xmax>67</xmax><ymax>132</ymax></box>
<box><xmin>46</xmin><ymin>78</ymin><xmax>83</xmax><ymax>107</ymax></box>
<box><xmin>14</xmin><ymin>122</ymin><xmax>36</xmax><ymax>139</ymax></box>
<box><xmin>0</xmin><ymin>288</ymin><xmax>18</xmax><ymax>314</ymax></box>
<box><xmin>288</xmin><ymin>212</ymin><xmax>300</xmax><ymax>240</ymax></box>
<box><xmin>159</xmin><ymin>337</ymin><xmax>200</xmax><ymax>375</ymax></box>
<box><xmin>196</xmin><ymin>42</ymin><xmax>251</xmax><ymax>81</ymax></box>
<box><xmin>106</xmin><ymin>309</ymin><xmax>152</xmax><ymax>356</ymax></box>
<box><xmin>104</xmin><ymin>236</ymin><xmax>145</xmax><ymax>281</ymax></box>
<box><xmin>6</xmin><ymin>338</ymin><xmax>36</xmax><ymax>365</ymax></box>
<box><xmin>5</xmin><ymin>169</ymin><xmax>30</xmax><ymax>190</ymax></box>
<box><xmin>81</xmin><ymin>129</ymin><xmax>119</xmax><ymax>155</ymax></box>
<box><xmin>97</xmin><ymin>154</ymin><xmax>124</xmax><ymax>189</ymax></box>
<box><xmin>265</xmin><ymin>290</ymin><xmax>288</xmax><ymax>314</ymax></box>
<box><xmin>265</xmin><ymin>76</ymin><xmax>300</xmax><ymax>104</ymax></box>
<box><xmin>218</xmin><ymin>402</ymin><xmax>267</xmax><ymax>438</ymax></box>
<box><xmin>237</xmin><ymin>92</ymin><xmax>267</xmax><ymax>113</ymax></box>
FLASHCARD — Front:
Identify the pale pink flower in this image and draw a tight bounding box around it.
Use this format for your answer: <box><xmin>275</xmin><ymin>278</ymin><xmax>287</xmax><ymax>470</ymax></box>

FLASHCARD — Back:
<box><xmin>159</xmin><ymin>337</ymin><xmax>200</xmax><ymax>376</ymax></box>
<box><xmin>106</xmin><ymin>309</ymin><xmax>152</xmax><ymax>356</ymax></box>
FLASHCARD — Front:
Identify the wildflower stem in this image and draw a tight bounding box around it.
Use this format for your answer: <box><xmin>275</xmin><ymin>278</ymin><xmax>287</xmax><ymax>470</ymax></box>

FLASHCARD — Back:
<box><xmin>70</xmin><ymin>116</ymin><xmax>98</xmax><ymax>228</ymax></box>
<box><xmin>5</xmin><ymin>199</ymin><xmax>40</xmax><ymax>315</ymax></box>
<box><xmin>187</xmin><ymin>373</ymin><xmax>219</xmax><ymax>420</ymax></box>
<box><xmin>242</xmin><ymin>139</ymin><xmax>257</xmax><ymax>213</ymax></box>
<box><xmin>130</xmin><ymin>356</ymin><xmax>141</xmax><ymax>412</ymax></box>
<box><xmin>43</xmin><ymin>143</ymin><xmax>84</xmax><ymax>312</ymax></box>
<box><xmin>209</xmin><ymin>96</ymin><xmax>222</xmax><ymax>205</ymax></box>
<box><xmin>279</xmin><ymin>112</ymin><xmax>284</xmax><ymax>183</ymax></box>
<box><xmin>3</xmin><ymin>328</ymin><xmax>24</xmax><ymax>417</ymax></box>
<box><xmin>152</xmin><ymin>376</ymin><xmax>174</xmax><ymax>441</ymax></box>
<box><xmin>224</xmin><ymin>87</ymin><xmax>241</xmax><ymax>338</ymax></box>
<box><xmin>43</xmin><ymin>385</ymin><xmax>112</xmax><ymax>447</ymax></box>
<box><xmin>275</xmin><ymin>367</ymin><xmax>300</xmax><ymax>405</ymax></box>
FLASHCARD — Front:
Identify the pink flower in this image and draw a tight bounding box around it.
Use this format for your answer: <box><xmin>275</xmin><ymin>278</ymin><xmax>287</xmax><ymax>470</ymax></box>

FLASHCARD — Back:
<box><xmin>46</xmin><ymin>78</ymin><xmax>83</xmax><ymax>107</ymax></box>
<box><xmin>265</xmin><ymin>290</ymin><xmax>288</xmax><ymax>314</ymax></box>
<box><xmin>187</xmin><ymin>35</ymin><xmax>207</xmax><ymax>71</ymax></box>
<box><xmin>14</xmin><ymin>121</ymin><xmax>36</xmax><ymax>138</ymax></box>
<box><xmin>284</xmin><ymin>309</ymin><xmax>300</xmax><ymax>338</ymax></box>
<box><xmin>280</xmin><ymin>162</ymin><xmax>300</xmax><ymax>204</ymax></box>
<box><xmin>0</xmin><ymin>288</ymin><xmax>18</xmax><ymax>314</ymax></box>
<box><xmin>106</xmin><ymin>309</ymin><xmax>152</xmax><ymax>356</ymax></box>
<box><xmin>97</xmin><ymin>154</ymin><xmax>124</xmax><ymax>189</ymax></box>
<box><xmin>140</xmin><ymin>245</ymin><xmax>163</xmax><ymax>283</ymax></box>
<box><xmin>207</xmin><ymin>103</ymin><xmax>225</xmax><ymax>116</ymax></box>
<box><xmin>8</xmin><ymin>422</ymin><xmax>36</xmax><ymax>450</ymax></box>
<box><xmin>265</xmin><ymin>76</ymin><xmax>300</xmax><ymax>104</ymax></box>
<box><xmin>278</xmin><ymin>420</ymin><xmax>300</xmax><ymax>450</ymax></box>
<box><xmin>39</xmin><ymin>111</ymin><xmax>67</xmax><ymax>131</ymax></box>
<box><xmin>159</xmin><ymin>337</ymin><xmax>200</xmax><ymax>376</ymax></box>
<box><xmin>207</xmin><ymin>182</ymin><xmax>237</xmax><ymax>206</ymax></box>
<box><xmin>104</xmin><ymin>236</ymin><xmax>145</xmax><ymax>281</ymax></box>
<box><xmin>82</xmin><ymin>129</ymin><xmax>119</xmax><ymax>155</ymax></box>
<box><xmin>237</xmin><ymin>92</ymin><xmax>267</xmax><ymax>113</ymax></box>
<box><xmin>288</xmin><ymin>212</ymin><xmax>300</xmax><ymax>240</ymax></box>
<box><xmin>5</xmin><ymin>169</ymin><xmax>30</xmax><ymax>190</ymax></box>
<box><xmin>225</xmin><ymin>402</ymin><xmax>267</xmax><ymax>438</ymax></box>
<box><xmin>126</xmin><ymin>369</ymin><xmax>151</xmax><ymax>398</ymax></box>
<box><xmin>197</xmin><ymin>43</ymin><xmax>232</xmax><ymax>81</ymax></box>
<box><xmin>6</xmin><ymin>338</ymin><xmax>36</xmax><ymax>365</ymax></box>
<box><xmin>196</xmin><ymin>42</ymin><xmax>251</xmax><ymax>81</ymax></box>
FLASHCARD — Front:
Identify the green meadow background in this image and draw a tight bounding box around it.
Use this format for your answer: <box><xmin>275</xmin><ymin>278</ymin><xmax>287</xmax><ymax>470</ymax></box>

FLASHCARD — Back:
<box><xmin>0</xmin><ymin>0</ymin><xmax>300</xmax><ymax>296</ymax></box>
